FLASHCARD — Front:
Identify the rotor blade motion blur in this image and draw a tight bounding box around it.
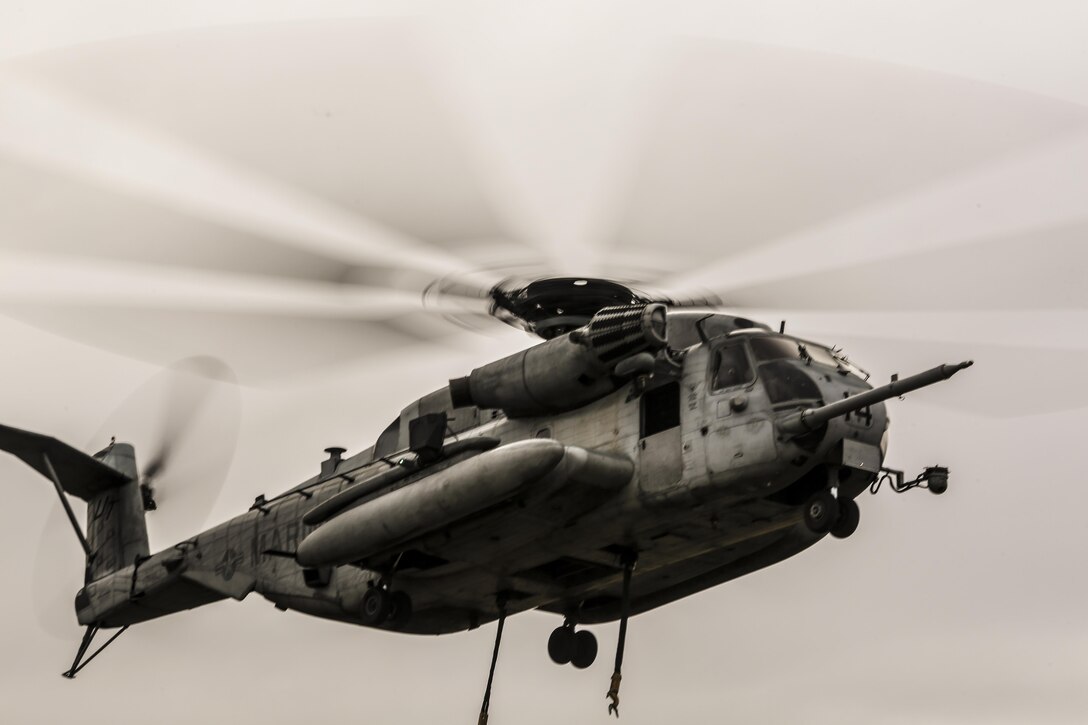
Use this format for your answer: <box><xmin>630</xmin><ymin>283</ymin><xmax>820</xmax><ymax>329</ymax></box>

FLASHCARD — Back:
<box><xmin>0</xmin><ymin>74</ymin><xmax>470</xmax><ymax>282</ymax></box>
<box><xmin>89</xmin><ymin>357</ymin><xmax>240</xmax><ymax>544</ymax></box>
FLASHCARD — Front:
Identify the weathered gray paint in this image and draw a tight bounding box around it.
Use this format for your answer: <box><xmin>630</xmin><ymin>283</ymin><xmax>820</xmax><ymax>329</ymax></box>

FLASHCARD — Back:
<box><xmin>3</xmin><ymin>311</ymin><xmax>967</xmax><ymax>640</ymax></box>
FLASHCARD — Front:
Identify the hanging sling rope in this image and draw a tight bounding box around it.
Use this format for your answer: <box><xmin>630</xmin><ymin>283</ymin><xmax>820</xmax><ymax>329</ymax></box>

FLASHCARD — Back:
<box><xmin>477</xmin><ymin>600</ymin><xmax>508</xmax><ymax>725</ymax></box>
<box><xmin>606</xmin><ymin>551</ymin><xmax>637</xmax><ymax>717</ymax></box>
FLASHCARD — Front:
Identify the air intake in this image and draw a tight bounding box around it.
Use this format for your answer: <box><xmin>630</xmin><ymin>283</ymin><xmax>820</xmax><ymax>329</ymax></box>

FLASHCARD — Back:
<box><xmin>583</xmin><ymin>304</ymin><xmax>668</xmax><ymax>365</ymax></box>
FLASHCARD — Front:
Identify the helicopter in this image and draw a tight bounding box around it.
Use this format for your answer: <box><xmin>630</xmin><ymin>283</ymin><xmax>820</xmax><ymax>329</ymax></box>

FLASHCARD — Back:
<box><xmin>0</xmin><ymin>275</ymin><xmax>971</xmax><ymax>722</ymax></box>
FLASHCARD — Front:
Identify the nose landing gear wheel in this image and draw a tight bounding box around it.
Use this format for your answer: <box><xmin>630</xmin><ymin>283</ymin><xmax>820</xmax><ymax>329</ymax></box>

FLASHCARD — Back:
<box><xmin>831</xmin><ymin>498</ymin><xmax>860</xmax><ymax>539</ymax></box>
<box><xmin>803</xmin><ymin>490</ymin><xmax>840</xmax><ymax>534</ymax></box>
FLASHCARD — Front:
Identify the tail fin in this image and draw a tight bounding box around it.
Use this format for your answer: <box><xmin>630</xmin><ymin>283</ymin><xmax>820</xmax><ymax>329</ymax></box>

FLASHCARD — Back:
<box><xmin>0</xmin><ymin>423</ymin><xmax>150</xmax><ymax>579</ymax></box>
<box><xmin>84</xmin><ymin>442</ymin><xmax>151</xmax><ymax>578</ymax></box>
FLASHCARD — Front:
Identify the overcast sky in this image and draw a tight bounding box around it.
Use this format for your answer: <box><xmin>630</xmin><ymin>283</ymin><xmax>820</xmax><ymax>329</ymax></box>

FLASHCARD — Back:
<box><xmin>1</xmin><ymin>2</ymin><xmax>1086</xmax><ymax>723</ymax></box>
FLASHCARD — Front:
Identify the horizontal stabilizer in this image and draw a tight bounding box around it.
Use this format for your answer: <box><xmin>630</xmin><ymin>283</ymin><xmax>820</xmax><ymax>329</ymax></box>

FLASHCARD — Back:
<box><xmin>0</xmin><ymin>423</ymin><xmax>130</xmax><ymax>500</ymax></box>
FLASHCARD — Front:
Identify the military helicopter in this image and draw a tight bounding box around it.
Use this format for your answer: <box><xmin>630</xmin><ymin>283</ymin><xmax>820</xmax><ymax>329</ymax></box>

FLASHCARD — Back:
<box><xmin>0</xmin><ymin>275</ymin><xmax>970</xmax><ymax>722</ymax></box>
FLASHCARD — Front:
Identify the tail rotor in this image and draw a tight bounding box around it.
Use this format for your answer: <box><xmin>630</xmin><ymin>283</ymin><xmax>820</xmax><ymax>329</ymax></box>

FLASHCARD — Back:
<box><xmin>30</xmin><ymin>356</ymin><xmax>240</xmax><ymax>639</ymax></box>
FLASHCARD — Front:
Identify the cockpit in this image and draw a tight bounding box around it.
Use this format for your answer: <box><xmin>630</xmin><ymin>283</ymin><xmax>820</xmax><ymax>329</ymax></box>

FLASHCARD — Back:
<box><xmin>710</xmin><ymin>331</ymin><xmax>868</xmax><ymax>408</ymax></box>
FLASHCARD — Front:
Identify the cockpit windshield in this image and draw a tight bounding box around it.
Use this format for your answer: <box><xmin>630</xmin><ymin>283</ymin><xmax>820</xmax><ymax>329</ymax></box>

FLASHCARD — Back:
<box><xmin>748</xmin><ymin>335</ymin><xmax>851</xmax><ymax>371</ymax></box>
<box><xmin>831</xmin><ymin>353</ymin><xmax>870</xmax><ymax>380</ymax></box>
<box><xmin>749</xmin><ymin>336</ymin><xmax>833</xmax><ymax>367</ymax></box>
<box><xmin>744</xmin><ymin>335</ymin><xmax>836</xmax><ymax>405</ymax></box>
<box><xmin>749</xmin><ymin>337</ymin><xmax>801</xmax><ymax>362</ymax></box>
<box><xmin>710</xmin><ymin>334</ymin><xmax>870</xmax><ymax>399</ymax></box>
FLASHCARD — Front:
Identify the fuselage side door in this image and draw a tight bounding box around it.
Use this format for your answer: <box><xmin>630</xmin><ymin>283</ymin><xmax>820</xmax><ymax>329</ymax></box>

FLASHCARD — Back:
<box><xmin>705</xmin><ymin>339</ymin><xmax>778</xmax><ymax>476</ymax></box>
<box><xmin>637</xmin><ymin>379</ymin><xmax>683</xmax><ymax>493</ymax></box>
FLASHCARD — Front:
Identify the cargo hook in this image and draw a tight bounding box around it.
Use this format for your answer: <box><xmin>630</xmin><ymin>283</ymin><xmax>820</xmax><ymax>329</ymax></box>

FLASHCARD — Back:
<box><xmin>606</xmin><ymin>550</ymin><xmax>637</xmax><ymax>717</ymax></box>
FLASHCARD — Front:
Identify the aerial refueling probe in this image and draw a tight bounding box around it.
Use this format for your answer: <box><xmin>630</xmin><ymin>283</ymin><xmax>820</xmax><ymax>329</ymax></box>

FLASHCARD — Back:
<box><xmin>777</xmin><ymin>361</ymin><xmax>974</xmax><ymax>435</ymax></box>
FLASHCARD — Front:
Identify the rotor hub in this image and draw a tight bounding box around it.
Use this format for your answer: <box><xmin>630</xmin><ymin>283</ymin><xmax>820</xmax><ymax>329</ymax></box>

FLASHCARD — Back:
<box><xmin>491</xmin><ymin>277</ymin><xmax>651</xmax><ymax>339</ymax></box>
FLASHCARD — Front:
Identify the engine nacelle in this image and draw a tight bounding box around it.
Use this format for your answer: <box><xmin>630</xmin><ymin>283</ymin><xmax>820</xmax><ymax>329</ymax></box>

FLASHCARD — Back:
<box><xmin>449</xmin><ymin>304</ymin><xmax>668</xmax><ymax>417</ymax></box>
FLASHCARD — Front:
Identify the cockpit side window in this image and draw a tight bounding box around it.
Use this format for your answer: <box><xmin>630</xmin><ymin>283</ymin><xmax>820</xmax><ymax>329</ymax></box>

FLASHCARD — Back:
<box><xmin>374</xmin><ymin>417</ymin><xmax>401</xmax><ymax>457</ymax></box>
<box><xmin>711</xmin><ymin>344</ymin><xmax>754</xmax><ymax>390</ymax></box>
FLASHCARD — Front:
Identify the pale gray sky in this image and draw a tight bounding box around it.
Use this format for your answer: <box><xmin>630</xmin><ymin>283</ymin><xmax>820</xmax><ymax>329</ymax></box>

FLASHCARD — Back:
<box><xmin>1</xmin><ymin>2</ymin><xmax>1086</xmax><ymax>723</ymax></box>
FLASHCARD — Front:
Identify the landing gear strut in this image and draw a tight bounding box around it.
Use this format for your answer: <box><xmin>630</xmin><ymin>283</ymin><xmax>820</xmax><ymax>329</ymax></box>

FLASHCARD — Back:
<box><xmin>548</xmin><ymin>622</ymin><xmax>598</xmax><ymax>669</ymax></box>
<box><xmin>831</xmin><ymin>498</ymin><xmax>860</xmax><ymax>539</ymax></box>
<box><xmin>62</xmin><ymin>624</ymin><xmax>129</xmax><ymax>678</ymax></box>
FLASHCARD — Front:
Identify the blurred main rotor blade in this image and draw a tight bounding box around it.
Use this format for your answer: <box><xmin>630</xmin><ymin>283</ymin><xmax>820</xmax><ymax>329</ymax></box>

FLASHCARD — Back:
<box><xmin>2</xmin><ymin>20</ymin><xmax>540</xmax><ymax>281</ymax></box>
<box><xmin>0</xmin><ymin>73</ymin><xmax>471</xmax><ymax>281</ymax></box>
<box><xmin>705</xmin><ymin>219</ymin><xmax>1088</xmax><ymax>312</ymax></box>
<box><xmin>2</xmin><ymin>305</ymin><xmax>466</xmax><ymax>383</ymax></box>
<box><xmin>744</xmin><ymin>310</ymin><xmax>1088</xmax><ymax>353</ymax></box>
<box><xmin>704</xmin><ymin>308</ymin><xmax>1088</xmax><ymax>416</ymax></box>
<box><xmin>600</xmin><ymin>40</ymin><xmax>1088</xmax><ymax>291</ymax></box>
<box><xmin>665</xmin><ymin>133</ymin><xmax>1088</xmax><ymax>303</ymax></box>
<box><xmin>0</xmin><ymin>153</ymin><xmax>351</xmax><ymax>283</ymax></box>
<box><xmin>0</xmin><ymin>252</ymin><xmax>468</xmax><ymax>318</ymax></box>
<box><xmin>815</xmin><ymin>336</ymin><xmax>1088</xmax><ymax>418</ymax></box>
<box><xmin>0</xmin><ymin>250</ymin><xmax>490</xmax><ymax>380</ymax></box>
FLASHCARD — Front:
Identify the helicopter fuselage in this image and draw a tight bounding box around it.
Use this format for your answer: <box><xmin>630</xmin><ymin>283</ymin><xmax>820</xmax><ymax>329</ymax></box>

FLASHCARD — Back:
<box><xmin>74</xmin><ymin>312</ymin><xmax>890</xmax><ymax>636</ymax></box>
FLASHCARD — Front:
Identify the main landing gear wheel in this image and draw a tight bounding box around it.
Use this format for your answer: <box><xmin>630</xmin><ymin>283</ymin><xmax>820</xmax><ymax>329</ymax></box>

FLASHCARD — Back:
<box><xmin>360</xmin><ymin>587</ymin><xmax>391</xmax><ymax>625</ymax></box>
<box><xmin>548</xmin><ymin>624</ymin><xmax>575</xmax><ymax>665</ymax></box>
<box><xmin>831</xmin><ymin>498</ymin><xmax>861</xmax><ymax>539</ymax></box>
<box><xmin>361</xmin><ymin>587</ymin><xmax>413</xmax><ymax>627</ymax></box>
<box><xmin>803</xmin><ymin>490</ymin><xmax>840</xmax><ymax>534</ymax></box>
<box><xmin>548</xmin><ymin>624</ymin><xmax>599</xmax><ymax>668</ymax></box>
<box><xmin>387</xmin><ymin>590</ymin><xmax>413</xmax><ymax>628</ymax></box>
<box><xmin>571</xmin><ymin>630</ymin><xmax>598</xmax><ymax>669</ymax></box>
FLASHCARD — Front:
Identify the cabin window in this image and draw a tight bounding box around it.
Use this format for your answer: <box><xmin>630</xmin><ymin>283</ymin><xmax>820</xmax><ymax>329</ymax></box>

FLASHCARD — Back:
<box><xmin>641</xmin><ymin>382</ymin><xmax>680</xmax><ymax>438</ymax></box>
<box><xmin>374</xmin><ymin>417</ymin><xmax>401</xmax><ymax>457</ymax></box>
<box><xmin>711</xmin><ymin>345</ymin><xmax>754</xmax><ymax>390</ymax></box>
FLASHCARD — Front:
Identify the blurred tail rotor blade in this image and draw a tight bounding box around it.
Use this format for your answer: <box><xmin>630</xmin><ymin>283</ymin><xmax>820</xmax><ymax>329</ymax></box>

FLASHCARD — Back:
<box><xmin>32</xmin><ymin>506</ymin><xmax>84</xmax><ymax>640</ymax></box>
<box><xmin>90</xmin><ymin>357</ymin><xmax>241</xmax><ymax>546</ymax></box>
<box><xmin>32</xmin><ymin>357</ymin><xmax>240</xmax><ymax>638</ymax></box>
<box><xmin>142</xmin><ymin>356</ymin><xmax>234</xmax><ymax>486</ymax></box>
